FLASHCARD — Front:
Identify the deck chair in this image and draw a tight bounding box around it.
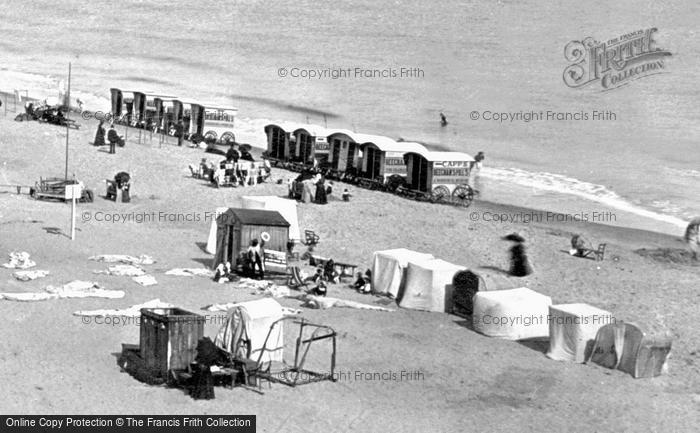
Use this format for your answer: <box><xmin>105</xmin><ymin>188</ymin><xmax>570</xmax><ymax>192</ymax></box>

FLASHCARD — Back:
<box><xmin>188</xmin><ymin>164</ymin><xmax>200</xmax><ymax>178</ymax></box>
<box><xmin>287</xmin><ymin>266</ymin><xmax>308</xmax><ymax>290</ymax></box>
<box><xmin>302</xmin><ymin>230</ymin><xmax>320</xmax><ymax>247</ymax></box>
<box><xmin>582</xmin><ymin>243</ymin><xmax>606</xmax><ymax>261</ymax></box>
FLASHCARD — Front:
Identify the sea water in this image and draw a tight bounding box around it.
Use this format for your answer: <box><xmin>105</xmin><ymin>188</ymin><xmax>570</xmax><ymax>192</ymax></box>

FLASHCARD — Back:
<box><xmin>0</xmin><ymin>0</ymin><xmax>698</xmax><ymax>235</ymax></box>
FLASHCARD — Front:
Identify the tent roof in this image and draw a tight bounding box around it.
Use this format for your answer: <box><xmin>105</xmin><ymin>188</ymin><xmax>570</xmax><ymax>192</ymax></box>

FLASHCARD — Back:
<box><xmin>219</xmin><ymin>208</ymin><xmax>290</xmax><ymax>227</ymax></box>
<box><xmin>406</xmin><ymin>148</ymin><xmax>474</xmax><ymax>162</ymax></box>
<box><xmin>264</xmin><ymin>122</ymin><xmax>331</xmax><ymax>137</ymax></box>
<box><xmin>361</xmin><ymin>140</ymin><xmax>428</xmax><ymax>154</ymax></box>
<box><xmin>233</xmin><ymin>298</ymin><xmax>284</xmax><ymax>319</ymax></box>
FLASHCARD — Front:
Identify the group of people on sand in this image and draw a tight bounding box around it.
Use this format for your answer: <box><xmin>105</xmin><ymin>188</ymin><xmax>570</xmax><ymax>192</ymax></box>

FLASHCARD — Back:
<box><xmin>288</xmin><ymin>170</ymin><xmax>336</xmax><ymax>205</ymax></box>
<box><xmin>93</xmin><ymin>120</ymin><xmax>124</xmax><ymax>154</ymax></box>
<box><xmin>213</xmin><ymin>238</ymin><xmax>267</xmax><ymax>283</ymax></box>
<box><xmin>190</xmin><ymin>143</ymin><xmax>271</xmax><ymax>187</ymax></box>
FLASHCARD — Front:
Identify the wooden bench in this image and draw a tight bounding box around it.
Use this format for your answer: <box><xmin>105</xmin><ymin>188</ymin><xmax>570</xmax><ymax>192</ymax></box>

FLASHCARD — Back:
<box><xmin>333</xmin><ymin>262</ymin><xmax>358</xmax><ymax>281</ymax></box>
<box><xmin>309</xmin><ymin>255</ymin><xmax>357</xmax><ymax>282</ymax></box>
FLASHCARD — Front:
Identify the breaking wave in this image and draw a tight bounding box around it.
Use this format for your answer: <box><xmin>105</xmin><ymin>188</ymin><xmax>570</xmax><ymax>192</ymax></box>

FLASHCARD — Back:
<box><xmin>482</xmin><ymin>166</ymin><xmax>689</xmax><ymax>229</ymax></box>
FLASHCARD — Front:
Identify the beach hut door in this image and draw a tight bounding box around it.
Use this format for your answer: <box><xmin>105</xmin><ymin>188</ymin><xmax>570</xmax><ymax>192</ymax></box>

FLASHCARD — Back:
<box><xmin>366</xmin><ymin>147</ymin><xmax>381</xmax><ymax>179</ymax></box>
<box><xmin>331</xmin><ymin>139</ymin><xmax>341</xmax><ymax>169</ymax></box>
<box><xmin>346</xmin><ymin>142</ymin><xmax>357</xmax><ymax>171</ymax></box>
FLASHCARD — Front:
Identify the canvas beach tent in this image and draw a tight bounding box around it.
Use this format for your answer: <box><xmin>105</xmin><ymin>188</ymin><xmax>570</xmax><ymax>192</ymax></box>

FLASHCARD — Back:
<box><xmin>371</xmin><ymin>248</ymin><xmax>434</xmax><ymax>298</ymax></box>
<box><xmin>241</xmin><ymin>195</ymin><xmax>301</xmax><ymax>241</ymax></box>
<box><xmin>214</xmin><ymin>298</ymin><xmax>285</xmax><ymax>364</ymax></box>
<box><xmin>546</xmin><ymin>303</ymin><xmax>614</xmax><ymax>363</ymax></box>
<box><xmin>587</xmin><ymin>321</ymin><xmax>672</xmax><ymax>378</ymax></box>
<box><xmin>205</xmin><ymin>207</ymin><xmax>229</xmax><ymax>254</ymax></box>
<box><xmin>398</xmin><ymin>258</ymin><xmax>465</xmax><ymax>313</ymax></box>
<box><xmin>472</xmin><ymin>287</ymin><xmax>552</xmax><ymax>340</ymax></box>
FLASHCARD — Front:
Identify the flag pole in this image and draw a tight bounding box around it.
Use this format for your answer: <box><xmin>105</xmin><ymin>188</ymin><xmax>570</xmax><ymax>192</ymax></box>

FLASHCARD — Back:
<box><xmin>65</xmin><ymin>62</ymin><xmax>71</xmax><ymax>180</ymax></box>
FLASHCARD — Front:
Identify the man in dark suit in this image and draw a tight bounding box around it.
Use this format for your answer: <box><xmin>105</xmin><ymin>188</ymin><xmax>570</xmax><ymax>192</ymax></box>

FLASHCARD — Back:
<box><xmin>107</xmin><ymin>125</ymin><xmax>120</xmax><ymax>154</ymax></box>
<box><xmin>175</xmin><ymin>121</ymin><xmax>184</xmax><ymax>147</ymax></box>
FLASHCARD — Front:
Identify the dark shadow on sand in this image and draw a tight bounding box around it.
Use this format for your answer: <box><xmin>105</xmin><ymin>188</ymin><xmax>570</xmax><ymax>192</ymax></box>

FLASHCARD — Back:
<box><xmin>191</xmin><ymin>257</ymin><xmax>213</xmax><ymax>268</ymax></box>
<box><xmin>453</xmin><ymin>318</ymin><xmax>475</xmax><ymax>331</ymax></box>
<box><xmin>517</xmin><ymin>337</ymin><xmax>550</xmax><ymax>354</ymax></box>
<box><xmin>478</xmin><ymin>265</ymin><xmax>510</xmax><ymax>275</ymax></box>
<box><xmin>43</xmin><ymin>226</ymin><xmax>68</xmax><ymax>238</ymax></box>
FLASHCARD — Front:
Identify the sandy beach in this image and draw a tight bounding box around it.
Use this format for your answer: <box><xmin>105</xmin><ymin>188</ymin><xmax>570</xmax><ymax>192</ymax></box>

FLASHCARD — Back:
<box><xmin>0</xmin><ymin>110</ymin><xmax>698</xmax><ymax>431</ymax></box>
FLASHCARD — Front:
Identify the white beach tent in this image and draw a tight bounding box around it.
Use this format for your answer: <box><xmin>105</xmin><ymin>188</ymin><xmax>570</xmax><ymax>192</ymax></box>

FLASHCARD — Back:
<box><xmin>214</xmin><ymin>298</ymin><xmax>284</xmax><ymax>364</ymax></box>
<box><xmin>371</xmin><ymin>248</ymin><xmax>434</xmax><ymax>298</ymax></box>
<box><xmin>472</xmin><ymin>287</ymin><xmax>552</xmax><ymax>340</ymax></box>
<box><xmin>241</xmin><ymin>196</ymin><xmax>301</xmax><ymax>241</ymax></box>
<box><xmin>587</xmin><ymin>321</ymin><xmax>672</xmax><ymax>378</ymax></box>
<box><xmin>398</xmin><ymin>258</ymin><xmax>466</xmax><ymax>313</ymax></box>
<box><xmin>546</xmin><ymin>303</ymin><xmax>613</xmax><ymax>363</ymax></box>
<box><xmin>205</xmin><ymin>207</ymin><xmax>229</xmax><ymax>254</ymax></box>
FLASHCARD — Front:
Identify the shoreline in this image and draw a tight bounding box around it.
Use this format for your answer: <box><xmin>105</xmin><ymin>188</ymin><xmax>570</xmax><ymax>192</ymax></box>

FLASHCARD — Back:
<box><xmin>0</xmin><ymin>85</ymin><xmax>693</xmax><ymax>239</ymax></box>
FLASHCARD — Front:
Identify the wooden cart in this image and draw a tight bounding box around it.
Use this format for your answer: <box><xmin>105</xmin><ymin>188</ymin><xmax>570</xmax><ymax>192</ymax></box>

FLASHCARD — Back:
<box><xmin>402</xmin><ymin>150</ymin><xmax>475</xmax><ymax>207</ymax></box>
<box><xmin>29</xmin><ymin>177</ymin><xmax>93</xmax><ymax>202</ymax></box>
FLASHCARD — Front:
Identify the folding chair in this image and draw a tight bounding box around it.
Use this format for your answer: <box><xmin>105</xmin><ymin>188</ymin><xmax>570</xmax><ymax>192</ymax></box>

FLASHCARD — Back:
<box><xmin>582</xmin><ymin>243</ymin><xmax>606</xmax><ymax>261</ymax></box>
<box><xmin>302</xmin><ymin>230</ymin><xmax>320</xmax><ymax>247</ymax></box>
<box><xmin>287</xmin><ymin>266</ymin><xmax>308</xmax><ymax>290</ymax></box>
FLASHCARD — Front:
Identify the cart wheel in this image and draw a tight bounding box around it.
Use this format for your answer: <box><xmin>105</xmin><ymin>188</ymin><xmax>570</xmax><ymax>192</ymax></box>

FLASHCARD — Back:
<box><xmin>220</xmin><ymin>132</ymin><xmax>235</xmax><ymax>143</ymax></box>
<box><xmin>431</xmin><ymin>186</ymin><xmax>450</xmax><ymax>203</ymax></box>
<box><xmin>452</xmin><ymin>185</ymin><xmax>474</xmax><ymax>207</ymax></box>
<box><xmin>204</xmin><ymin>131</ymin><xmax>218</xmax><ymax>143</ymax></box>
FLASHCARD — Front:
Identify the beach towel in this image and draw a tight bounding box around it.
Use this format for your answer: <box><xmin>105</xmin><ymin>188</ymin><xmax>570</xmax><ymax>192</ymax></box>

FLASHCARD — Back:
<box><xmin>45</xmin><ymin>281</ymin><xmax>125</xmax><ymax>299</ymax></box>
<box><xmin>73</xmin><ymin>299</ymin><xmax>174</xmax><ymax>317</ymax></box>
<box><xmin>165</xmin><ymin>268</ymin><xmax>215</xmax><ymax>277</ymax></box>
<box><xmin>132</xmin><ymin>275</ymin><xmax>158</xmax><ymax>286</ymax></box>
<box><xmin>88</xmin><ymin>254</ymin><xmax>155</xmax><ymax>265</ymax></box>
<box><xmin>94</xmin><ymin>264</ymin><xmax>145</xmax><ymax>276</ymax></box>
<box><xmin>2</xmin><ymin>251</ymin><xmax>36</xmax><ymax>269</ymax></box>
<box><xmin>1</xmin><ymin>281</ymin><xmax>124</xmax><ymax>302</ymax></box>
<box><xmin>299</xmin><ymin>295</ymin><xmax>395</xmax><ymax>312</ymax></box>
<box><xmin>203</xmin><ymin>301</ymin><xmax>301</xmax><ymax>315</ymax></box>
<box><xmin>13</xmin><ymin>270</ymin><xmax>50</xmax><ymax>281</ymax></box>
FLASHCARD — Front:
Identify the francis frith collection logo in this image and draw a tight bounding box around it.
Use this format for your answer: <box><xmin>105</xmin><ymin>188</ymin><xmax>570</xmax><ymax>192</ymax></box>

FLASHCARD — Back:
<box><xmin>563</xmin><ymin>28</ymin><xmax>671</xmax><ymax>90</ymax></box>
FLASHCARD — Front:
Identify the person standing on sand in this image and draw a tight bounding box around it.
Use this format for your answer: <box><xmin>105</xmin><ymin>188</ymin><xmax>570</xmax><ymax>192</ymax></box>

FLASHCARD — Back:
<box><xmin>247</xmin><ymin>239</ymin><xmax>265</xmax><ymax>279</ymax></box>
<box><xmin>685</xmin><ymin>217</ymin><xmax>700</xmax><ymax>260</ymax></box>
<box><xmin>175</xmin><ymin>121</ymin><xmax>184</xmax><ymax>147</ymax></box>
<box><xmin>107</xmin><ymin>125</ymin><xmax>119</xmax><ymax>154</ymax></box>
<box><xmin>470</xmin><ymin>151</ymin><xmax>485</xmax><ymax>194</ymax></box>
<box><xmin>315</xmin><ymin>176</ymin><xmax>328</xmax><ymax>204</ymax></box>
<box><xmin>503</xmin><ymin>233</ymin><xmax>532</xmax><ymax>277</ymax></box>
<box><xmin>94</xmin><ymin>120</ymin><xmax>105</xmax><ymax>146</ymax></box>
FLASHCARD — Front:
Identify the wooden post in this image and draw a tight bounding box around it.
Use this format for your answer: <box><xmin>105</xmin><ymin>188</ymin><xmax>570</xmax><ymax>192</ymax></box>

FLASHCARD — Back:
<box><xmin>65</xmin><ymin>183</ymin><xmax>79</xmax><ymax>241</ymax></box>
<box><xmin>70</xmin><ymin>193</ymin><xmax>76</xmax><ymax>240</ymax></box>
<box><xmin>65</xmin><ymin>62</ymin><xmax>71</xmax><ymax>180</ymax></box>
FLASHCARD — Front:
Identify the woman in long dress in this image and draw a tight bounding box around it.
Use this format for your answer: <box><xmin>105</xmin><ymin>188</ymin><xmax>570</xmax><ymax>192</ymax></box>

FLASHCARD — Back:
<box><xmin>302</xmin><ymin>179</ymin><xmax>315</xmax><ymax>203</ymax></box>
<box><xmin>315</xmin><ymin>176</ymin><xmax>328</xmax><ymax>204</ymax></box>
<box><xmin>685</xmin><ymin>217</ymin><xmax>700</xmax><ymax>260</ymax></box>
<box><xmin>93</xmin><ymin>121</ymin><xmax>105</xmax><ymax>146</ymax></box>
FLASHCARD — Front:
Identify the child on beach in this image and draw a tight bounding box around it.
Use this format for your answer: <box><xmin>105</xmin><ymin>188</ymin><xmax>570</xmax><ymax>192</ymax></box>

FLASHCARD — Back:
<box><xmin>311</xmin><ymin>279</ymin><xmax>327</xmax><ymax>297</ymax></box>
<box><xmin>342</xmin><ymin>188</ymin><xmax>351</xmax><ymax>202</ymax></box>
<box><xmin>352</xmin><ymin>269</ymin><xmax>372</xmax><ymax>293</ymax></box>
<box><xmin>213</xmin><ymin>263</ymin><xmax>229</xmax><ymax>283</ymax></box>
